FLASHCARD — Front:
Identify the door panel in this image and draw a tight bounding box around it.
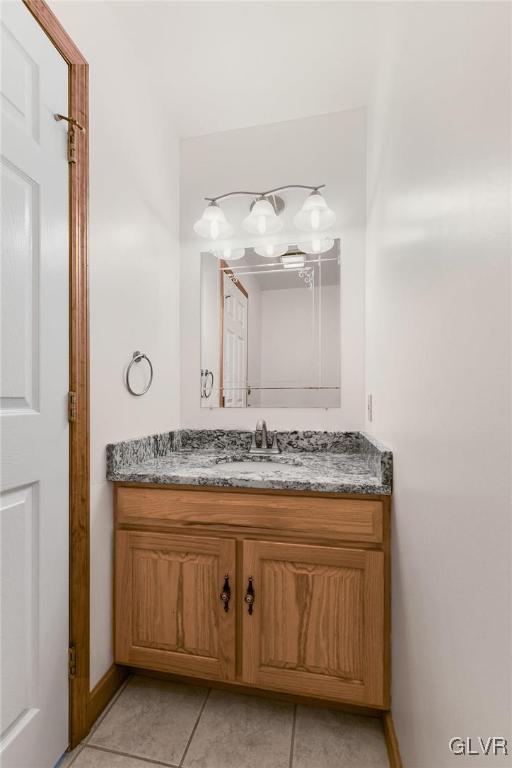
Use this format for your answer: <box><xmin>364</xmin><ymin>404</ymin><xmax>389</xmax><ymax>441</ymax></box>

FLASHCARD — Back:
<box><xmin>242</xmin><ymin>540</ymin><xmax>385</xmax><ymax>707</ymax></box>
<box><xmin>0</xmin><ymin>484</ymin><xmax>39</xmax><ymax>739</ymax></box>
<box><xmin>116</xmin><ymin>531</ymin><xmax>236</xmax><ymax>681</ymax></box>
<box><xmin>1</xmin><ymin>158</ymin><xmax>39</xmax><ymax>411</ymax></box>
<box><xmin>1</xmin><ymin>3</ymin><xmax>69</xmax><ymax>767</ymax></box>
<box><xmin>1</xmin><ymin>21</ymin><xmax>39</xmax><ymax>140</ymax></box>
<box><xmin>259</xmin><ymin>559</ymin><xmax>364</xmax><ymax>681</ymax></box>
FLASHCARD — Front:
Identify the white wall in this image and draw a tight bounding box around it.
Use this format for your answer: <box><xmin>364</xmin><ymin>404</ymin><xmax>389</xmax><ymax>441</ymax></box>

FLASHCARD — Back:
<box><xmin>181</xmin><ymin>109</ymin><xmax>366</xmax><ymax>429</ymax></box>
<box><xmin>246</xmin><ymin>273</ymin><xmax>262</xmax><ymax>408</ymax></box>
<box><xmin>49</xmin><ymin>1</ymin><xmax>181</xmax><ymax>689</ymax></box>
<box><xmin>259</xmin><ymin>285</ymin><xmax>340</xmax><ymax>408</ymax></box>
<box><xmin>366</xmin><ymin>4</ymin><xmax>511</xmax><ymax>766</ymax></box>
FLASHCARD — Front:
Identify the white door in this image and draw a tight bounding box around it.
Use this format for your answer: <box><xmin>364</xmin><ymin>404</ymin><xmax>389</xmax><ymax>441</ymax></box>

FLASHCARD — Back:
<box><xmin>223</xmin><ymin>274</ymin><xmax>248</xmax><ymax>407</ymax></box>
<box><xmin>1</xmin><ymin>2</ymin><xmax>69</xmax><ymax>767</ymax></box>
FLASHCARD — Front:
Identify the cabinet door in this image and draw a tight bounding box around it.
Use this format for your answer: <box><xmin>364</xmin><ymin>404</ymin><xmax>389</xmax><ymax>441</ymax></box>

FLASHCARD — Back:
<box><xmin>242</xmin><ymin>540</ymin><xmax>386</xmax><ymax>707</ymax></box>
<box><xmin>116</xmin><ymin>531</ymin><xmax>236</xmax><ymax>680</ymax></box>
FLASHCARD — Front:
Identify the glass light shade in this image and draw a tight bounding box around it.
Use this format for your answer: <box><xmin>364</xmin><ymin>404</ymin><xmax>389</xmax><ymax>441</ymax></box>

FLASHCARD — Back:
<box><xmin>293</xmin><ymin>191</ymin><xmax>336</xmax><ymax>232</ymax></box>
<box><xmin>242</xmin><ymin>198</ymin><xmax>283</xmax><ymax>236</ymax></box>
<box><xmin>210</xmin><ymin>247</ymin><xmax>245</xmax><ymax>261</ymax></box>
<box><xmin>254</xmin><ymin>243</ymin><xmax>289</xmax><ymax>259</ymax></box>
<box><xmin>299</xmin><ymin>237</ymin><xmax>335</xmax><ymax>255</ymax></box>
<box><xmin>193</xmin><ymin>202</ymin><xmax>233</xmax><ymax>240</ymax></box>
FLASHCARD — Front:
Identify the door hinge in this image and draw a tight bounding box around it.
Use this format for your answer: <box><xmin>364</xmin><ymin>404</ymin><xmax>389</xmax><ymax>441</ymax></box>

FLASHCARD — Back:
<box><xmin>68</xmin><ymin>643</ymin><xmax>77</xmax><ymax>678</ymax></box>
<box><xmin>68</xmin><ymin>391</ymin><xmax>77</xmax><ymax>422</ymax></box>
<box><xmin>67</xmin><ymin>125</ymin><xmax>78</xmax><ymax>164</ymax></box>
<box><xmin>54</xmin><ymin>114</ymin><xmax>85</xmax><ymax>164</ymax></box>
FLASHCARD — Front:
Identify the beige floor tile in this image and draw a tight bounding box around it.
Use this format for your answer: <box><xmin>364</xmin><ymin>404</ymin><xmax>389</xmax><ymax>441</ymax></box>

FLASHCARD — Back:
<box><xmin>292</xmin><ymin>706</ymin><xmax>389</xmax><ymax>768</ymax></box>
<box><xmin>183</xmin><ymin>689</ymin><xmax>294</xmax><ymax>768</ymax></box>
<box><xmin>87</xmin><ymin>676</ymin><xmax>133</xmax><ymax>740</ymax></box>
<box><xmin>88</xmin><ymin>675</ymin><xmax>208</xmax><ymax>765</ymax></box>
<box><xmin>71</xmin><ymin>746</ymin><xmax>152</xmax><ymax>767</ymax></box>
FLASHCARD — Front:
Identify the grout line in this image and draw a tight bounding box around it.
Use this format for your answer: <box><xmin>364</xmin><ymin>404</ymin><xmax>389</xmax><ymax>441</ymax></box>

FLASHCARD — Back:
<box><xmin>86</xmin><ymin>673</ymin><xmax>134</xmax><ymax>743</ymax></box>
<box><xmin>178</xmin><ymin>687</ymin><xmax>211</xmax><ymax>768</ymax></box>
<box><xmin>288</xmin><ymin>704</ymin><xmax>297</xmax><ymax>768</ymax></box>
<box><xmin>84</xmin><ymin>744</ymin><xmax>180</xmax><ymax>768</ymax></box>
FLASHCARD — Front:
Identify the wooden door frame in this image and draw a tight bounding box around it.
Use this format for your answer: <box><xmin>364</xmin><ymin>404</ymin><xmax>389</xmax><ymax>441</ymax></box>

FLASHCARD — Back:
<box><xmin>22</xmin><ymin>0</ymin><xmax>91</xmax><ymax>748</ymax></box>
<box><xmin>219</xmin><ymin>261</ymin><xmax>248</xmax><ymax>408</ymax></box>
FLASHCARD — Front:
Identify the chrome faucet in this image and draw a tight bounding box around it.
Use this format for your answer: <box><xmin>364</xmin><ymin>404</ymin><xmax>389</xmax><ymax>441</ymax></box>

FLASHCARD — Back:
<box><xmin>249</xmin><ymin>419</ymin><xmax>280</xmax><ymax>455</ymax></box>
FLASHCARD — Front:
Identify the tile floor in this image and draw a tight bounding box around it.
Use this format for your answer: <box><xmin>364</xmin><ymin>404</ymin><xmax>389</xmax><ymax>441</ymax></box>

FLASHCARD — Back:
<box><xmin>61</xmin><ymin>675</ymin><xmax>389</xmax><ymax>768</ymax></box>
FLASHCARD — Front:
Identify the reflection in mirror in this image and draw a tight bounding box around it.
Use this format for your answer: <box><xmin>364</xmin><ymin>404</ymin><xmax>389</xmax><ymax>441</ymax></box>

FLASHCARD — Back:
<box><xmin>200</xmin><ymin>240</ymin><xmax>341</xmax><ymax>408</ymax></box>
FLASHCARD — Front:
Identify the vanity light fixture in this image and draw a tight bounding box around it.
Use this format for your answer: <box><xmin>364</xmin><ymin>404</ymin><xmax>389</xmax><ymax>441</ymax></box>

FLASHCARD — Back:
<box><xmin>193</xmin><ymin>184</ymin><xmax>336</xmax><ymax>242</ymax></box>
<box><xmin>193</xmin><ymin>201</ymin><xmax>234</xmax><ymax>240</ymax></box>
<box><xmin>210</xmin><ymin>247</ymin><xmax>245</xmax><ymax>261</ymax></box>
<box><xmin>294</xmin><ymin>190</ymin><xmax>336</xmax><ymax>233</ymax></box>
<box><xmin>254</xmin><ymin>243</ymin><xmax>289</xmax><ymax>259</ymax></box>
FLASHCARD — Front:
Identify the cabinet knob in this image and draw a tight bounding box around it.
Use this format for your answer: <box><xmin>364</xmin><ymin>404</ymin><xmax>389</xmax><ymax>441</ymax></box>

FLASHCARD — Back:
<box><xmin>220</xmin><ymin>574</ymin><xmax>231</xmax><ymax>612</ymax></box>
<box><xmin>244</xmin><ymin>576</ymin><xmax>255</xmax><ymax>615</ymax></box>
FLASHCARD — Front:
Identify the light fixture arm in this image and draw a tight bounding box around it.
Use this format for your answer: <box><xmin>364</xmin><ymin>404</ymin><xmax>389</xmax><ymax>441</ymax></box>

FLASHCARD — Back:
<box><xmin>205</xmin><ymin>183</ymin><xmax>326</xmax><ymax>203</ymax></box>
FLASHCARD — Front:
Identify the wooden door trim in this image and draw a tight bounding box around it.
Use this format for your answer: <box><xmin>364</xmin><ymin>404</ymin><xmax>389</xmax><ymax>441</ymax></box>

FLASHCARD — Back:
<box><xmin>383</xmin><ymin>712</ymin><xmax>404</xmax><ymax>768</ymax></box>
<box><xmin>219</xmin><ymin>260</ymin><xmax>248</xmax><ymax>407</ymax></box>
<box><xmin>22</xmin><ymin>0</ymin><xmax>90</xmax><ymax>748</ymax></box>
<box><xmin>220</xmin><ymin>260</ymin><xmax>248</xmax><ymax>298</ymax></box>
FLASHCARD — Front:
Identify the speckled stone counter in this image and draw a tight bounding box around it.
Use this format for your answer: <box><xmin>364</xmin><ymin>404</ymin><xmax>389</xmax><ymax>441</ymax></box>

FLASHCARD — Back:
<box><xmin>106</xmin><ymin>430</ymin><xmax>392</xmax><ymax>495</ymax></box>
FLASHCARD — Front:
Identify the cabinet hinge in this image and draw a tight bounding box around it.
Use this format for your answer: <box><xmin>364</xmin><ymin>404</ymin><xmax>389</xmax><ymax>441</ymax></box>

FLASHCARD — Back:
<box><xmin>68</xmin><ymin>391</ymin><xmax>77</xmax><ymax>422</ymax></box>
<box><xmin>68</xmin><ymin>643</ymin><xmax>77</xmax><ymax>679</ymax></box>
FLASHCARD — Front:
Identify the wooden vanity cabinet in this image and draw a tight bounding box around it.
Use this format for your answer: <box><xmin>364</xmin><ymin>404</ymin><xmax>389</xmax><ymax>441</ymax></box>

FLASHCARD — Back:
<box><xmin>114</xmin><ymin>485</ymin><xmax>390</xmax><ymax>709</ymax></box>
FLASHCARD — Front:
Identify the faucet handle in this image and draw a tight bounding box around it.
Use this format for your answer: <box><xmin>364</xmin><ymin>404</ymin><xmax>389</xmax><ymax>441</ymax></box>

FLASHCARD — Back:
<box><xmin>255</xmin><ymin>419</ymin><xmax>263</xmax><ymax>431</ymax></box>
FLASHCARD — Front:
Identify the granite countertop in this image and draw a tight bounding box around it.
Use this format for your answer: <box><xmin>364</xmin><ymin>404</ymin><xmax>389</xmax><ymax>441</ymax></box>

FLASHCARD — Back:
<box><xmin>106</xmin><ymin>430</ymin><xmax>392</xmax><ymax>495</ymax></box>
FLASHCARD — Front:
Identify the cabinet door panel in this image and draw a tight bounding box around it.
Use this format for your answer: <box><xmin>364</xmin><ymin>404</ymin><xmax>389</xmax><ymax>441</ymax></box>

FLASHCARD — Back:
<box><xmin>242</xmin><ymin>540</ymin><xmax>385</xmax><ymax>707</ymax></box>
<box><xmin>116</xmin><ymin>531</ymin><xmax>236</xmax><ymax>680</ymax></box>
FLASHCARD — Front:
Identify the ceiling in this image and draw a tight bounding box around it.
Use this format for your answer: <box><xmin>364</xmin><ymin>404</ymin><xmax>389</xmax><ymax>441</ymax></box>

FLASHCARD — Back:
<box><xmin>108</xmin><ymin>1</ymin><xmax>383</xmax><ymax>138</ymax></box>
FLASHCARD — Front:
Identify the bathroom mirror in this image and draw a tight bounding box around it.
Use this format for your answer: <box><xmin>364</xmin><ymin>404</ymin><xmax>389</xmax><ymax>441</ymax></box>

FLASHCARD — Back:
<box><xmin>200</xmin><ymin>240</ymin><xmax>341</xmax><ymax>408</ymax></box>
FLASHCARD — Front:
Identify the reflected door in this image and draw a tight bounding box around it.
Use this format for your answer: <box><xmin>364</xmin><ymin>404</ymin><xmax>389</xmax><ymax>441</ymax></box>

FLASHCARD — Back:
<box><xmin>1</xmin><ymin>3</ymin><xmax>69</xmax><ymax>766</ymax></box>
<box><xmin>222</xmin><ymin>272</ymin><xmax>248</xmax><ymax>407</ymax></box>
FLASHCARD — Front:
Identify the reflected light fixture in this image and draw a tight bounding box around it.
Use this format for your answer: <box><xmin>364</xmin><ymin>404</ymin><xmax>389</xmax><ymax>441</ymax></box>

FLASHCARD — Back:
<box><xmin>294</xmin><ymin>191</ymin><xmax>336</xmax><ymax>232</ymax></box>
<box><xmin>210</xmin><ymin>247</ymin><xmax>245</xmax><ymax>261</ymax></box>
<box><xmin>254</xmin><ymin>243</ymin><xmax>289</xmax><ymax>259</ymax></box>
<box><xmin>193</xmin><ymin>201</ymin><xmax>234</xmax><ymax>240</ymax></box>
<box><xmin>299</xmin><ymin>237</ymin><xmax>335</xmax><ymax>255</ymax></box>
<box><xmin>281</xmin><ymin>254</ymin><xmax>305</xmax><ymax>269</ymax></box>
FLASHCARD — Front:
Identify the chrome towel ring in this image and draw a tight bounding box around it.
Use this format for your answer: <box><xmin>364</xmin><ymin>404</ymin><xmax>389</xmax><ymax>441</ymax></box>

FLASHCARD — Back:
<box><xmin>126</xmin><ymin>350</ymin><xmax>153</xmax><ymax>396</ymax></box>
<box><xmin>201</xmin><ymin>368</ymin><xmax>214</xmax><ymax>398</ymax></box>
